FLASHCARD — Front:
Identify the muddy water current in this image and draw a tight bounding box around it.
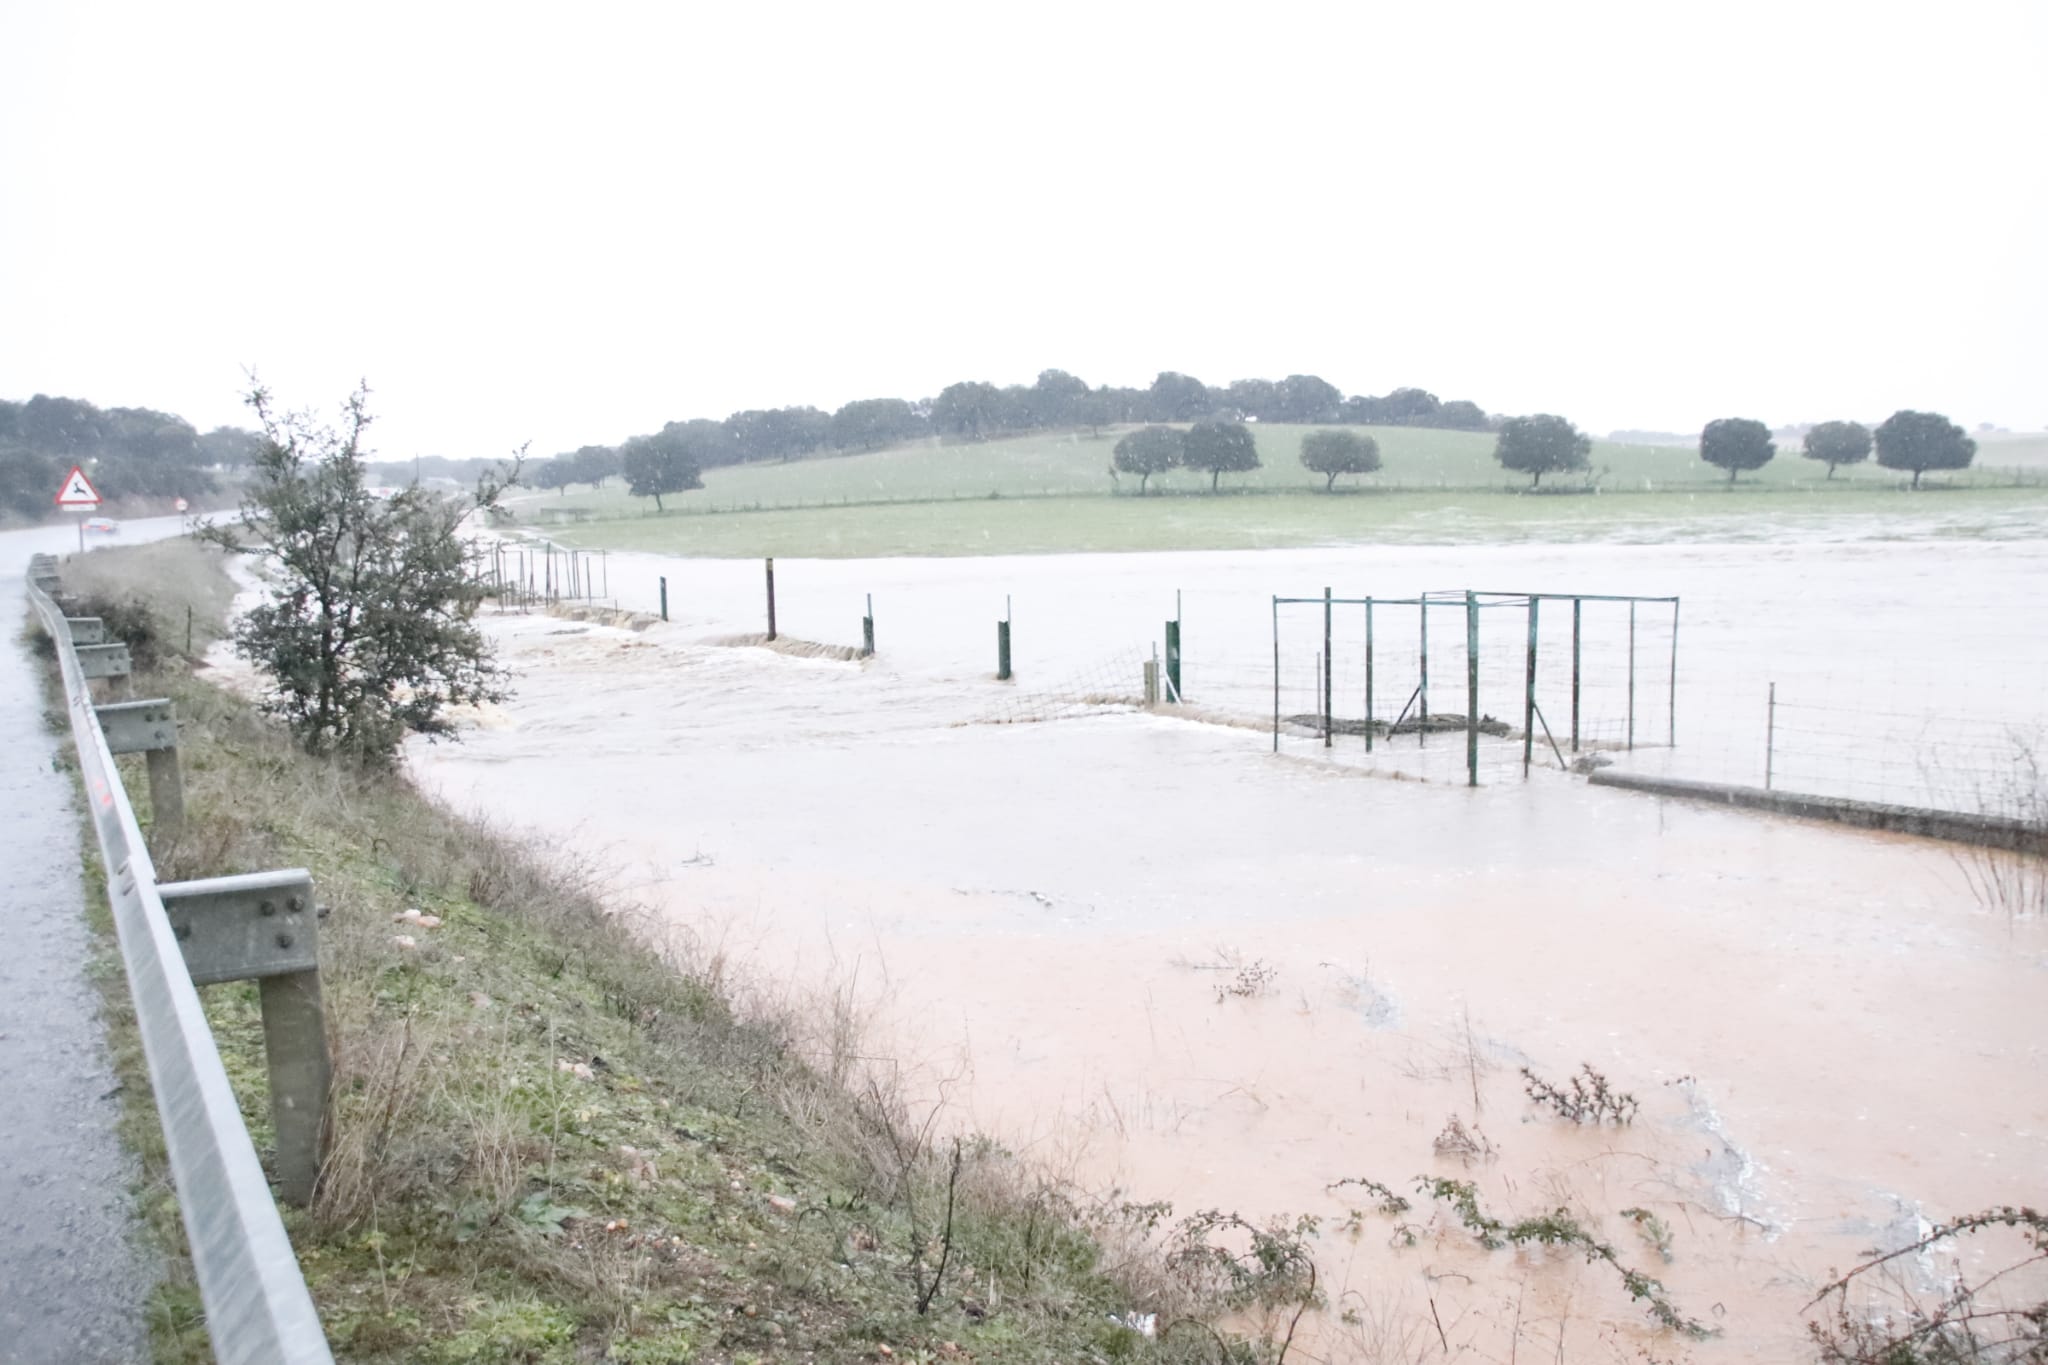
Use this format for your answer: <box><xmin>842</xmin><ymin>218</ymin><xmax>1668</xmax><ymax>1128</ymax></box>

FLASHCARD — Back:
<box><xmin>416</xmin><ymin>538</ymin><xmax>2048</xmax><ymax>1361</ymax></box>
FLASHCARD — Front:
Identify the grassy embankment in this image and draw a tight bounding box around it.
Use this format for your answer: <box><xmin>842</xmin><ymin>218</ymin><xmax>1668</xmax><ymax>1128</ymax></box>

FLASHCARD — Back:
<box><xmin>50</xmin><ymin>539</ymin><xmax>1260</xmax><ymax>1365</ymax></box>
<box><xmin>518</xmin><ymin>426</ymin><xmax>2048</xmax><ymax>559</ymax></box>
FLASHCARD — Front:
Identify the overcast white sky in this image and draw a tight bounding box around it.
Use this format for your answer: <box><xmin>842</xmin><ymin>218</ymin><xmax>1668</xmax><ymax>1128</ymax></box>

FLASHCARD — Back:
<box><xmin>3</xmin><ymin>1</ymin><xmax>2042</xmax><ymax>457</ymax></box>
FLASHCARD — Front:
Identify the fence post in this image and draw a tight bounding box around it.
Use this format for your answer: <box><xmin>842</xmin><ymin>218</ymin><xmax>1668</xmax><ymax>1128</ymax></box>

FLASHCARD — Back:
<box><xmin>659</xmin><ymin>576</ymin><xmax>668</xmax><ymax>622</ymax></box>
<box><xmin>1144</xmin><ymin>658</ymin><xmax>1159</xmax><ymax>706</ymax></box>
<box><xmin>764</xmin><ymin>558</ymin><xmax>777</xmax><ymax>640</ymax></box>
<box><xmin>1322</xmin><ymin>586</ymin><xmax>1333</xmax><ymax>749</ymax></box>
<box><xmin>1271</xmin><ymin>595</ymin><xmax>1279</xmax><ymax>754</ymax></box>
<box><xmin>1419</xmin><ymin>595</ymin><xmax>1430</xmax><ymax>737</ymax></box>
<box><xmin>1523</xmin><ymin>596</ymin><xmax>1539</xmax><ymax>777</ymax></box>
<box><xmin>862</xmin><ymin>593</ymin><xmax>875</xmax><ymax>657</ymax></box>
<box><xmin>1765</xmin><ymin>682</ymin><xmax>1777</xmax><ymax>790</ymax></box>
<box><xmin>1627</xmin><ymin>600</ymin><xmax>1637</xmax><ymax>751</ymax></box>
<box><xmin>1164</xmin><ymin>618</ymin><xmax>1181</xmax><ymax>702</ymax></box>
<box><xmin>1465</xmin><ymin>591</ymin><xmax>1479</xmax><ymax>787</ymax></box>
<box><xmin>1668</xmin><ymin>599</ymin><xmax>1680</xmax><ymax>747</ymax></box>
<box><xmin>1364</xmin><ymin>597</ymin><xmax>1374</xmax><ymax>753</ymax></box>
<box><xmin>1571</xmin><ymin>597</ymin><xmax>1582</xmax><ymax>752</ymax></box>
<box><xmin>996</xmin><ymin>619</ymin><xmax>1012</xmax><ymax>681</ymax></box>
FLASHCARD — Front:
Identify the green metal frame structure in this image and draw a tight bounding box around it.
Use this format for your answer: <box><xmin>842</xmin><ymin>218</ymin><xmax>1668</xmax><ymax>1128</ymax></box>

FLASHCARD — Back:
<box><xmin>1272</xmin><ymin>588</ymin><xmax>1681</xmax><ymax>787</ymax></box>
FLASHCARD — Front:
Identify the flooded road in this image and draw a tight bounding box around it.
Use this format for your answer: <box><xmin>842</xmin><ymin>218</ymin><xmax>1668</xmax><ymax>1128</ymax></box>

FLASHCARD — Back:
<box><xmin>416</xmin><ymin>538</ymin><xmax>2048</xmax><ymax>1360</ymax></box>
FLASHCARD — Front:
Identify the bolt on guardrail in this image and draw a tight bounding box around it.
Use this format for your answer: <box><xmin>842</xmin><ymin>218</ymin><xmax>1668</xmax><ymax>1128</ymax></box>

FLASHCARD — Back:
<box><xmin>26</xmin><ymin>553</ymin><xmax>334</xmax><ymax>1365</ymax></box>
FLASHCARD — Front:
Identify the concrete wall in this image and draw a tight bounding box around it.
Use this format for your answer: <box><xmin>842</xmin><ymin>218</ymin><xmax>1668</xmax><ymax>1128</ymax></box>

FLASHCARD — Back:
<box><xmin>1587</xmin><ymin>769</ymin><xmax>2046</xmax><ymax>855</ymax></box>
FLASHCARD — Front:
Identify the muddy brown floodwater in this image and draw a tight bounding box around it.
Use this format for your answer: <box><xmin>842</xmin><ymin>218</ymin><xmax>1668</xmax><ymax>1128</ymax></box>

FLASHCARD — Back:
<box><xmin>414</xmin><ymin>538</ymin><xmax>2048</xmax><ymax>1362</ymax></box>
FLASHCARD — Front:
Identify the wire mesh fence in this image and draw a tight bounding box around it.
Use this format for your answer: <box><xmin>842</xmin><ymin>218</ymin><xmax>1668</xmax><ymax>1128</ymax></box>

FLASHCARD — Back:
<box><xmin>1261</xmin><ymin>590</ymin><xmax>1679</xmax><ymax>785</ymax></box>
<box><xmin>976</xmin><ymin>646</ymin><xmax>1150</xmax><ymax>726</ymax></box>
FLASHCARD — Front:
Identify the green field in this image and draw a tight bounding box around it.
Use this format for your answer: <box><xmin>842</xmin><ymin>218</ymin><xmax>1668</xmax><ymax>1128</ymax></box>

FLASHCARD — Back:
<box><xmin>509</xmin><ymin>424</ymin><xmax>2048</xmax><ymax>559</ymax></box>
<box><xmin>527</xmin><ymin>484</ymin><xmax>2047</xmax><ymax>559</ymax></box>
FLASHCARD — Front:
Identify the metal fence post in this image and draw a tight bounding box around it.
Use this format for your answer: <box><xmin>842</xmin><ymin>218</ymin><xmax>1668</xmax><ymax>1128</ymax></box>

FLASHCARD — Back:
<box><xmin>658</xmin><ymin>576</ymin><xmax>668</xmax><ymax>622</ymax></box>
<box><xmin>1668</xmin><ymin>599</ymin><xmax>1680</xmax><ymax>748</ymax></box>
<box><xmin>862</xmin><ymin>593</ymin><xmax>875</xmax><ymax>657</ymax></box>
<box><xmin>996</xmin><ymin>619</ymin><xmax>1011</xmax><ymax>681</ymax></box>
<box><xmin>1322</xmin><ymin>587</ymin><xmax>1333</xmax><ymax>749</ymax></box>
<box><xmin>1523</xmin><ymin>597</ymin><xmax>1539</xmax><ymax>776</ymax></box>
<box><xmin>1364</xmin><ymin>597</ymin><xmax>1374</xmax><ymax>753</ymax></box>
<box><xmin>1765</xmin><ymin>682</ymin><xmax>1777</xmax><ymax>790</ymax></box>
<box><xmin>1627</xmin><ymin>600</ymin><xmax>1637</xmax><ymax>751</ymax></box>
<box><xmin>1571</xmin><ymin>596</ymin><xmax>1582</xmax><ymax>752</ymax></box>
<box><xmin>1465</xmin><ymin>591</ymin><xmax>1479</xmax><ymax>787</ymax></box>
<box><xmin>764</xmin><ymin>557</ymin><xmax>777</xmax><ymax>640</ymax></box>
<box><xmin>1419</xmin><ymin>596</ymin><xmax>1430</xmax><ymax>735</ymax></box>
<box><xmin>1164</xmin><ymin>618</ymin><xmax>1181</xmax><ymax>703</ymax></box>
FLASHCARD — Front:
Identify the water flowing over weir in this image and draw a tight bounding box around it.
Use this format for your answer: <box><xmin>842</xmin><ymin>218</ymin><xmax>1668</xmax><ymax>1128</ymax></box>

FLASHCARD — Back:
<box><xmin>421</xmin><ymin>538</ymin><xmax>2048</xmax><ymax>1361</ymax></box>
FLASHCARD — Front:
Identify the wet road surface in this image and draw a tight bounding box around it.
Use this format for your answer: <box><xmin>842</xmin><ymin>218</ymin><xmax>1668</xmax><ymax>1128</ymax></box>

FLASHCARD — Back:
<box><xmin>1</xmin><ymin>526</ymin><xmax>178</xmax><ymax>1363</ymax></box>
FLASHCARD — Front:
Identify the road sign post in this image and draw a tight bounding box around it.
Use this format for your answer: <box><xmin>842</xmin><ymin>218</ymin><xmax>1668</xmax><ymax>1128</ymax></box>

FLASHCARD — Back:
<box><xmin>56</xmin><ymin>464</ymin><xmax>102</xmax><ymax>552</ymax></box>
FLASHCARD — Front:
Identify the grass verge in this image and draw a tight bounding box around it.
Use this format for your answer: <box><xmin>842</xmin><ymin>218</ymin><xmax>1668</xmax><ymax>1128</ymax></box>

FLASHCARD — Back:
<box><xmin>50</xmin><ymin>538</ymin><xmax>1250</xmax><ymax>1365</ymax></box>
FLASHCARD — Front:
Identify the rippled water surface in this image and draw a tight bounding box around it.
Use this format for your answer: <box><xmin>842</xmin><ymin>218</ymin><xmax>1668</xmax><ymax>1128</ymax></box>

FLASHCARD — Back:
<box><xmin>418</xmin><ymin>536</ymin><xmax>2048</xmax><ymax>1360</ymax></box>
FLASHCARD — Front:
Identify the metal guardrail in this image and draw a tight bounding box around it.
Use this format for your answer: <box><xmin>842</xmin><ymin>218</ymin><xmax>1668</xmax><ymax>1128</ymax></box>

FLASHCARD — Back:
<box><xmin>25</xmin><ymin>554</ymin><xmax>333</xmax><ymax>1365</ymax></box>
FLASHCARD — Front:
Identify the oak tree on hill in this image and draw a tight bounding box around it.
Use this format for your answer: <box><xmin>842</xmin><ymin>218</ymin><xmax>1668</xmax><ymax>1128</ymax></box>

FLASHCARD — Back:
<box><xmin>1298</xmin><ymin>429</ymin><xmax>1381</xmax><ymax>491</ymax></box>
<box><xmin>1700</xmin><ymin>417</ymin><xmax>1775</xmax><ymax>485</ymax></box>
<box><xmin>1148</xmin><ymin>371</ymin><xmax>1211</xmax><ymax>422</ymax></box>
<box><xmin>1183</xmin><ymin>420</ymin><xmax>1261</xmax><ymax>491</ymax></box>
<box><xmin>1874</xmin><ymin>410</ymin><xmax>1976</xmax><ymax>488</ymax></box>
<box><xmin>621</xmin><ymin>431</ymin><xmax>703</xmax><ymax>511</ymax></box>
<box><xmin>1111</xmin><ymin>425</ymin><xmax>1184</xmax><ymax>493</ymax></box>
<box><xmin>1493</xmin><ymin>414</ymin><xmax>1591</xmax><ymax>488</ymax></box>
<box><xmin>1801</xmin><ymin>420</ymin><xmax>1871</xmax><ymax>479</ymax></box>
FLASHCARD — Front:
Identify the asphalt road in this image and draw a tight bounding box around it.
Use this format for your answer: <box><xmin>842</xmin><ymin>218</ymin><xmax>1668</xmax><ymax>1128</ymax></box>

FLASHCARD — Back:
<box><xmin>0</xmin><ymin>516</ymin><xmax>191</xmax><ymax>1363</ymax></box>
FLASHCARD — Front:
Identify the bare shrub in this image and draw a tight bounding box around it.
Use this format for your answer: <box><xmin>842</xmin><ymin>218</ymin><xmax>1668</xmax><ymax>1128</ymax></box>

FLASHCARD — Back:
<box><xmin>1521</xmin><ymin>1063</ymin><xmax>1640</xmax><ymax>1125</ymax></box>
<box><xmin>1431</xmin><ymin>1114</ymin><xmax>1497</xmax><ymax>1164</ymax></box>
<box><xmin>1955</xmin><ymin>743</ymin><xmax>2048</xmax><ymax>929</ymax></box>
<box><xmin>1806</xmin><ymin>1204</ymin><xmax>2047</xmax><ymax>1363</ymax></box>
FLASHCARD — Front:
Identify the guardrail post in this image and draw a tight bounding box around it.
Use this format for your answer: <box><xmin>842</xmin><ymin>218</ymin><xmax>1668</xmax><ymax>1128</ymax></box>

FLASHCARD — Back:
<box><xmin>75</xmin><ymin>641</ymin><xmax>134</xmax><ymax>698</ymax></box>
<box><xmin>158</xmin><ymin>871</ymin><xmax>331</xmax><ymax>1206</ymax></box>
<box><xmin>96</xmin><ymin>697</ymin><xmax>185</xmax><ymax>843</ymax></box>
<box><xmin>258</xmin><ymin>969</ymin><xmax>331</xmax><ymax>1207</ymax></box>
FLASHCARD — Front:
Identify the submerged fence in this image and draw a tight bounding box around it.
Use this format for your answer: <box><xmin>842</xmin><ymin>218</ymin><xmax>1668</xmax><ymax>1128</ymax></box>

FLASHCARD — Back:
<box><xmin>489</xmin><ymin>540</ymin><xmax>2043</xmax><ymax>827</ymax></box>
<box><xmin>1268</xmin><ymin>589</ymin><xmax>1681</xmax><ymax>786</ymax></box>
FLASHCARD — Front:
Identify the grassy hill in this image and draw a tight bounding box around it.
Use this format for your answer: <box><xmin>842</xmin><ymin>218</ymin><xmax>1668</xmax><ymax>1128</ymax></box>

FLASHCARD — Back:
<box><xmin>521</xmin><ymin>424</ymin><xmax>2047</xmax><ymax>521</ymax></box>
<box><xmin>502</xmin><ymin>424</ymin><xmax>2048</xmax><ymax>559</ymax></box>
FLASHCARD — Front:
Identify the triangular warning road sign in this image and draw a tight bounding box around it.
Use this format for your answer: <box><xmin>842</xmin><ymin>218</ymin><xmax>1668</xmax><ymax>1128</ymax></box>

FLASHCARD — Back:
<box><xmin>55</xmin><ymin>465</ymin><xmax>102</xmax><ymax>508</ymax></box>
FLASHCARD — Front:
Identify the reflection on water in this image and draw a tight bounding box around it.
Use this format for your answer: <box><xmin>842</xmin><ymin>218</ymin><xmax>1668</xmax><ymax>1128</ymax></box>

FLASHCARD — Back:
<box><xmin>417</xmin><ymin>539</ymin><xmax>2048</xmax><ymax>1361</ymax></box>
